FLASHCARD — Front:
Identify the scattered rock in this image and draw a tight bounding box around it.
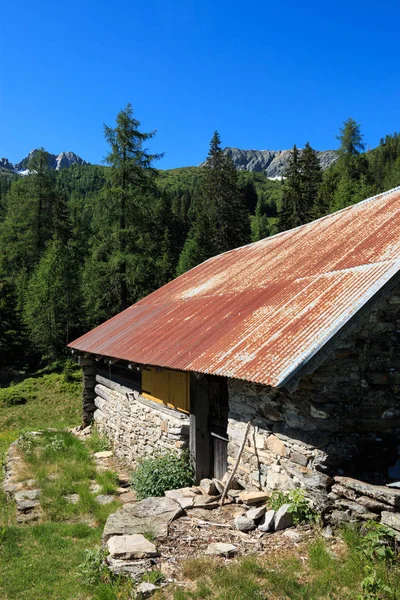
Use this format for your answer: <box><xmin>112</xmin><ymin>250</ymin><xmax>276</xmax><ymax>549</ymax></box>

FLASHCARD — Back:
<box><xmin>64</xmin><ymin>494</ymin><xmax>80</xmax><ymax>504</ymax></box>
<box><xmin>103</xmin><ymin>497</ymin><xmax>183</xmax><ymax>542</ymax></box>
<box><xmin>227</xmin><ymin>489</ymin><xmax>241</xmax><ymax>501</ymax></box>
<box><xmin>120</xmin><ymin>491</ymin><xmax>137</xmax><ymax>504</ymax></box>
<box><xmin>136</xmin><ymin>581</ymin><xmax>158</xmax><ymax>598</ymax></box>
<box><xmin>213</xmin><ymin>478</ymin><xmax>225</xmax><ymax>494</ymax></box>
<box><xmin>234</xmin><ymin>515</ymin><xmax>255</xmax><ymax>532</ymax></box>
<box><xmin>274</xmin><ymin>504</ymin><xmax>294</xmax><ymax>531</ymax></box>
<box><xmin>106</xmin><ymin>557</ymin><xmax>153</xmax><ymax>578</ymax></box>
<box><xmin>205</xmin><ymin>542</ymin><xmax>237</xmax><ymax>556</ymax></box>
<box><xmin>94</xmin><ymin>451</ymin><xmax>113</xmax><ymax>459</ymax></box>
<box><xmin>246</xmin><ymin>506</ymin><xmax>266</xmax><ymax>521</ymax></box>
<box><xmin>16</xmin><ymin>511</ymin><xmax>40</xmax><ymax>524</ymax></box>
<box><xmin>238</xmin><ymin>491</ymin><xmax>269</xmax><ymax>505</ymax></box>
<box><xmin>381</xmin><ymin>511</ymin><xmax>400</xmax><ymax>532</ymax></box>
<box><xmin>95</xmin><ymin>494</ymin><xmax>115</xmax><ymax>505</ymax></box>
<box><xmin>89</xmin><ymin>482</ymin><xmax>102</xmax><ymax>494</ymax></box>
<box><xmin>107</xmin><ymin>534</ymin><xmax>158</xmax><ymax>559</ymax></box>
<box><xmin>282</xmin><ymin>529</ymin><xmax>301</xmax><ymax>542</ymax></box>
<box><xmin>15</xmin><ymin>489</ymin><xmax>41</xmax><ymax>512</ymax></box>
<box><xmin>200</xmin><ymin>479</ymin><xmax>218</xmax><ymax>496</ymax></box>
<box><xmin>258</xmin><ymin>509</ymin><xmax>275</xmax><ymax>532</ymax></box>
<box><xmin>322</xmin><ymin>525</ymin><xmax>334</xmax><ymax>538</ymax></box>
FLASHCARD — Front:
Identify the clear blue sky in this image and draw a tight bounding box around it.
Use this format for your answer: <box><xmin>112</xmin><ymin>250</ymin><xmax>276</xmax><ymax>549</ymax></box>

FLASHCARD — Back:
<box><xmin>1</xmin><ymin>0</ymin><xmax>399</xmax><ymax>169</ymax></box>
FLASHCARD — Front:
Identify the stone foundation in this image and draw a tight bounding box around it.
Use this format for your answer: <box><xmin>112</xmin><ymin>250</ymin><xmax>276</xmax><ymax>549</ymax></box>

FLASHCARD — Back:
<box><xmin>93</xmin><ymin>377</ymin><xmax>189</xmax><ymax>467</ymax></box>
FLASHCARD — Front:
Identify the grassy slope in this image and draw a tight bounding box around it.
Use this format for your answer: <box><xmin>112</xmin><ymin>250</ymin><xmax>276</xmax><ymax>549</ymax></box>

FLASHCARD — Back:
<box><xmin>0</xmin><ymin>372</ymin><xmax>126</xmax><ymax>600</ymax></box>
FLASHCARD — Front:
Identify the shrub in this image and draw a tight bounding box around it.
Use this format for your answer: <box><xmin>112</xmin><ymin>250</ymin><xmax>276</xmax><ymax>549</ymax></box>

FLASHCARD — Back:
<box><xmin>269</xmin><ymin>488</ymin><xmax>318</xmax><ymax>524</ymax></box>
<box><xmin>62</xmin><ymin>360</ymin><xmax>76</xmax><ymax>384</ymax></box>
<box><xmin>131</xmin><ymin>451</ymin><xmax>194</xmax><ymax>500</ymax></box>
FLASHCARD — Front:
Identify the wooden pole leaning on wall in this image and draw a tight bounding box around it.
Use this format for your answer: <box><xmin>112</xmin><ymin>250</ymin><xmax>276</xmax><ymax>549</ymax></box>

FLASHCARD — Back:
<box><xmin>220</xmin><ymin>419</ymin><xmax>252</xmax><ymax>506</ymax></box>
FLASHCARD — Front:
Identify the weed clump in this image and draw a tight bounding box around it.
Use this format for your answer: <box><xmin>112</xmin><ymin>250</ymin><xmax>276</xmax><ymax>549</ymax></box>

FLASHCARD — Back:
<box><xmin>269</xmin><ymin>488</ymin><xmax>319</xmax><ymax>524</ymax></box>
<box><xmin>131</xmin><ymin>451</ymin><xmax>194</xmax><ymax>500</ymax></box>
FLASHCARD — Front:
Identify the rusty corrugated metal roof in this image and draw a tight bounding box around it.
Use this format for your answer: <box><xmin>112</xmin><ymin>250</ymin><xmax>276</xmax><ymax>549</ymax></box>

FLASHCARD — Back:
<box><xmin>69</xmin><ymin>186</ymin><xmax>400</xmax><ymax>387</ymax></box>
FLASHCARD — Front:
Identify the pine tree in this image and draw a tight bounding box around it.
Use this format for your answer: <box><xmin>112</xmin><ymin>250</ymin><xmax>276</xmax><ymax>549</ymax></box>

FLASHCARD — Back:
<box><xmin>83</xmin><ymin>104</ymin><xmax>163</xmax><ymax>322</ymax></box>
<box><xmin>298</xmin><ymin>142</ymin><xmax>322</xmax><ymax>222</ymax></box>
<box><xmin>177</xmin><ymin>131</ymin><xmax>250</xmax><ymax>273</ymax></box>
<box><xmin>277</xmin><ymin>145</ymin><xmax>302</xmax><ymax>232</ymax></box>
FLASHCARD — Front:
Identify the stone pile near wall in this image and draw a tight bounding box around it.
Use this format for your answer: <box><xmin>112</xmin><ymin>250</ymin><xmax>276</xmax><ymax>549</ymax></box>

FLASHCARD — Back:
<box><xmin>328</xmin><ymin>476</ymin><xmax>400</xmax><ymax>531</ymax></box>
<box><xmin>93</xmin><ymin>374</ymin><xmax>190</xmax><ymax>467</ymax></box>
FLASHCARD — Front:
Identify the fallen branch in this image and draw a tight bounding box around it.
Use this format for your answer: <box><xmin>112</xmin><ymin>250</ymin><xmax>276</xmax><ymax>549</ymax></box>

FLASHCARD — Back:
<box><xmin>220</xmin><ymin>419</ymin><xmax>252</xmax><ymax>506</ymax></box>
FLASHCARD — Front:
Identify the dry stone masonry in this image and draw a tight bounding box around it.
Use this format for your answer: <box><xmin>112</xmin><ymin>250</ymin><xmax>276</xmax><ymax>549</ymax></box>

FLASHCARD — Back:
<box><xmin>227</xmin><ymin>281</ymin><xmax>400</xmax><ymax>509</ymax></box>
<box><xmin>93</xmin><ymin>374</ymin><xmax>189</xmax><ymax>467</ymax></box>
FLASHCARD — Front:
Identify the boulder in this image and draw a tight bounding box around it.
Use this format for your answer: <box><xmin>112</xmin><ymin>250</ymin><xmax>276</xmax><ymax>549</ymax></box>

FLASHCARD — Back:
<box><xmin>258</xmin><ymin>510</ymin><xmax>275</xmax><ymax>532</ymax></box>
<box><xmin>200</xmin><ymin>479</ymin><xmax>218</xmax><ymax>496</ymax></box>
<box><xmin>238</xmin><ymin>491</ymin><xmax>269</xmax><ymax>505</ymax></box>
<box><xmin>205</xmin><ymin>543</ymin><xmax>237</xmax><ymax>556</ymax></box>
<box><xmin>234</xmin><ymin>515</ymin><xmax>255</xmax><ymax>532</ymax></box>
<box><xmin>107</xmin><ymin>534</ymin><xmax>158</xmax><ymax>559</ymax></box>
<box><xmin>246</xmin><ymin>506</ymin><xmax>266</xmax><ymax>521</ymax></box>
<box><xmin>274</xmin><ymin>504</ymin><xmax>294</xmax><ymax>531</ymax></box>
<box><xmin>103</xmin><ymin>496</ymin><xmax>182</xmax><ymax>542</ymax></box>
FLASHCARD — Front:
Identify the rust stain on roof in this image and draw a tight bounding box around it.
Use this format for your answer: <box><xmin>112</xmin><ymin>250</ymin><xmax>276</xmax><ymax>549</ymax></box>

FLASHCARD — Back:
<box><xmin>69</xmin><ymin>186</ymin><xmax>400</xmax><ymax>387</ymax></box>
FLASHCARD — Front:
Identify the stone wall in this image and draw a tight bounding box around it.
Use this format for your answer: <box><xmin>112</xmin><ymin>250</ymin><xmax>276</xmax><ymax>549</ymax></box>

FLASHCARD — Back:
<box><xmin>93</xmin><ymin>376</ymin><xmax>190</xmax><ymax>467</ymax></box>
<box><xmin>227</xmin><ymin>281</ymin><xmax>400</xmax><ymax>507</ymax></box>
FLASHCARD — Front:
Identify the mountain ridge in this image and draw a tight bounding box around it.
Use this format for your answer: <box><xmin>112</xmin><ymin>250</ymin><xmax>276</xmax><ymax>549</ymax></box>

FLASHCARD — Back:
<box><xmin>0</xmin><ymin>150</ymin><xmax>89</xmax><ymax>174</ymax></box>
<box><xmin>200</xmin><ymin>147</ymin><xmax>338</xmax><ymax>178</ymax></box>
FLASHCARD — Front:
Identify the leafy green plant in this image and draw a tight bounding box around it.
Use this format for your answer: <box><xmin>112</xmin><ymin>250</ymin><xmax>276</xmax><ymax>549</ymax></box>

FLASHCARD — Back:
<box><xmin>131</xmin><ymin>451</ymin><xmax>194</xmax><ymax>500</ymax></box>
<box><xmin>77</xmin><ymin>548</ymin><xmax>108</xmax><ymax>586</ymax></box>
<box><xmin>269</xmin><ymin>488</ymin><xmax>318</xmax><ymax>524</ymax></box>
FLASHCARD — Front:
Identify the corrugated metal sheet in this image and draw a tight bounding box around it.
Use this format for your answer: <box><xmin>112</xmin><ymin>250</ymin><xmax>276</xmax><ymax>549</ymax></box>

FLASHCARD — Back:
<box><xmin>68</xmin><ymin>186</ymin><xmax>400</xmax><ymax>387</ymax></box>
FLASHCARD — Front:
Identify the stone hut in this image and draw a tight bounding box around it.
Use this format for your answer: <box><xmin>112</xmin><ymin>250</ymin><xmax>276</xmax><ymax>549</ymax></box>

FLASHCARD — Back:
<box><xmin>68</xmin><ymin>186</ymin><xmax>400</xmax><ymax>510</ymax></box>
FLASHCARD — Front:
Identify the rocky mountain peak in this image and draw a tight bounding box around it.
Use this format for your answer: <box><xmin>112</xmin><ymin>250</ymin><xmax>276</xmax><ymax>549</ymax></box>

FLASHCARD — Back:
<box><xmin>200</xmin><ymin>147</ymin><xmax>338</xmax><ymax>178</ymax></box>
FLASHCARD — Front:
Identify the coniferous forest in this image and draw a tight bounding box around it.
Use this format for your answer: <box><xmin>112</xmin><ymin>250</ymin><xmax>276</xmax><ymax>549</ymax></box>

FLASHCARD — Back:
<box><xmin>1</xmin><ymin>105</ymin><xmax>400</xmax><ymax>373</ymax></box>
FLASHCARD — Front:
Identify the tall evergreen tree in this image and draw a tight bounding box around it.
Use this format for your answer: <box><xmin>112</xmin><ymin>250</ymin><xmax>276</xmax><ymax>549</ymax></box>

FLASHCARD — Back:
<box><xmin>277</xmin><ymin>145</ymin><xmax>302</xmax><ymax>232</ymax></box>
<box><xmin>177</xmin><ymin>131</ymin><xmax>250</xmax><ymax>273</ymax></box>
<box><xmin>298</xmin><ymin>142</ymin><xmax>322</xmax><ymax>221</ymax></box>
<box><xmin>83</xmin><ymin>104</ymin><xmax>163</xmax><ymax>323</ymax></box>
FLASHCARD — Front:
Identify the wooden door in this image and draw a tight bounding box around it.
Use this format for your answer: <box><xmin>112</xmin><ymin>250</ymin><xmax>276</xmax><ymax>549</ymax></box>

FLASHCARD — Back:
<box><xmin>208</xmin><ymin>376</ymin><xmax>229</xmax><ymax>480</ymax></box>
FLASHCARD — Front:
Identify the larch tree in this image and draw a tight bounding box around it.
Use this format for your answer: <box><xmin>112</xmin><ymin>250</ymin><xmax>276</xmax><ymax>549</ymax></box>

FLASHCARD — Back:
<box><xmin>83</xmin><ymin>104</ymin><xmax>163</xmax><ymax>323</ymax></box>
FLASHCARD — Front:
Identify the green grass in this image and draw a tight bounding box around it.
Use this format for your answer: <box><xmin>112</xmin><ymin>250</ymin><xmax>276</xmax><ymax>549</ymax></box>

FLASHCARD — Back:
<box><xmin>0</xmin><ymin>371</ymin><xmax>132</xmax><ymax>600</ymax></box>
<box><xmin>18</xmin><ymin>430</ymin><xmax>120</xmax><ymax>525</ymax></box>
<box><xmin>0</xmin><ymin>370</ymin><xmax>82</xmax><ymax>461</ymax></box>
<box><xmin>164</xmin><ymin>535</ymin><xmax>400</xmax><ymax>600</ymax></box>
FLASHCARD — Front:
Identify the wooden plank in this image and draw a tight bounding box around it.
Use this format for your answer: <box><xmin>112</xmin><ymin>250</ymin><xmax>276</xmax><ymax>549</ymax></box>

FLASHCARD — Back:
<box><xmin>95</xmin><ymin>374</ymin><xmax>137</xmax><ymax>396</ymax></box>
<box><xmin>189</xmin><ymin>374</ymin><xmax>210</xmax><ymax>483</ymax></box>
